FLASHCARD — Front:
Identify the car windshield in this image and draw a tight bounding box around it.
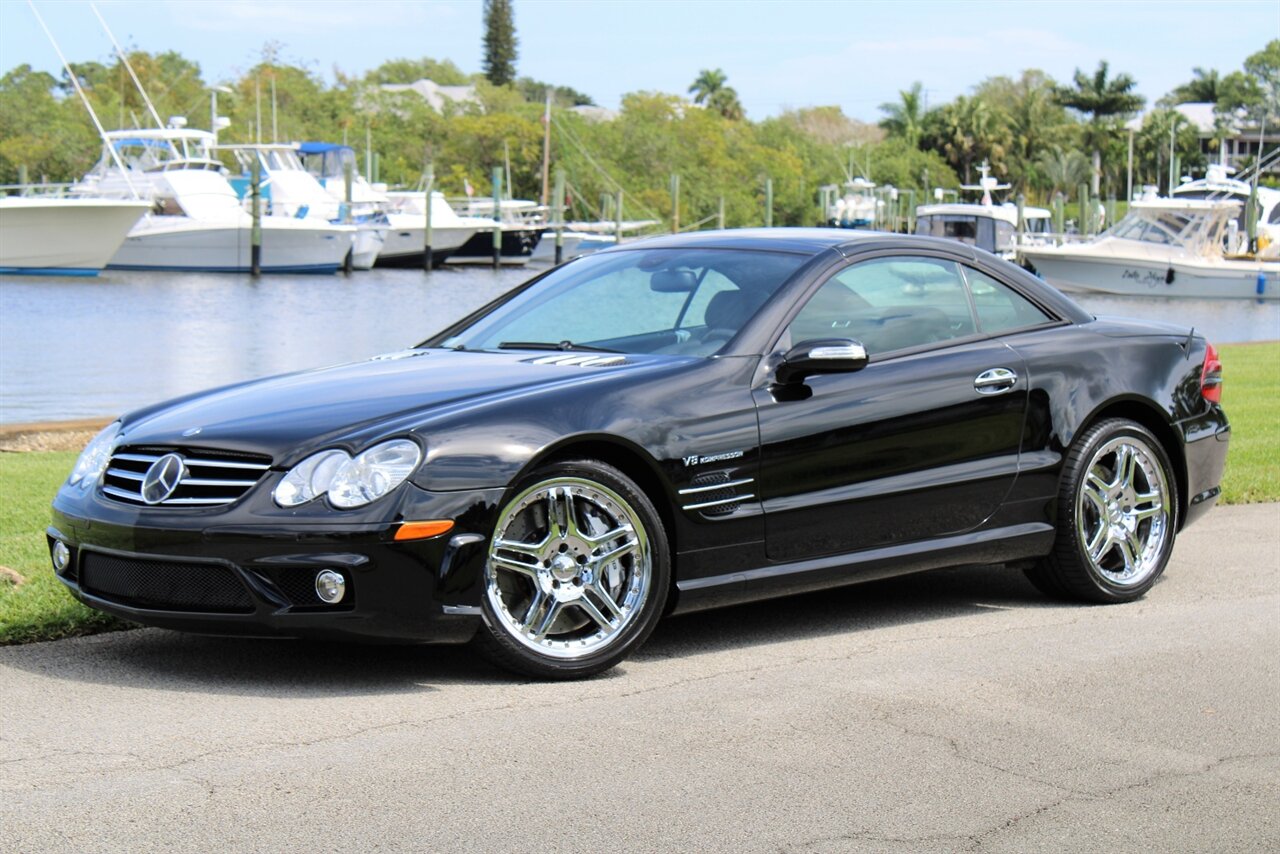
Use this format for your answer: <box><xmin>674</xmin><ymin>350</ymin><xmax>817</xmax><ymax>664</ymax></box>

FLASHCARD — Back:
<box><xmin>435</xmin><ymin>248</ymin><xmax>809</xmax><ymax>356</ymax></box>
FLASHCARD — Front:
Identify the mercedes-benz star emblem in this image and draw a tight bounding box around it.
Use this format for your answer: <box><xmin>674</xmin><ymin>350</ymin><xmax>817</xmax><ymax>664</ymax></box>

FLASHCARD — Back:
<box><xmin>141</xmin><ymin>453</ymin><xmax>185</xmax><ymax>505</ymax></box>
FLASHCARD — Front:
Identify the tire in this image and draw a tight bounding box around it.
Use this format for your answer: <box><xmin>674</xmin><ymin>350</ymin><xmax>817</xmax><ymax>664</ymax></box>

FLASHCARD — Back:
<box><xmin>1025</xmin><ymin>418</ymin><xmax>1178</xmax><ymax>603</ymax></box>
<box><xmin>472</xmin><ymin>458</ymin><xmax>670</xmax><ymax>679</ymax></box>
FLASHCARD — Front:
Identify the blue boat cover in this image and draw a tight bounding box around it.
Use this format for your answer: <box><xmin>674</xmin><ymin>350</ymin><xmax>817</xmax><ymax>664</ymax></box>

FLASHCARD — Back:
<box><xmin>297</xmin><ymin>142</ymin><xmax>353</xmax><ymax>154</ymax></box>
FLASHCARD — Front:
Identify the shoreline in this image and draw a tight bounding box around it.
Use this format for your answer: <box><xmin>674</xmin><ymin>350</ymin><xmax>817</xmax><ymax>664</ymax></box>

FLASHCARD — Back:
<box><xmin>0</xmin><ymin>417</ymin><xmax>111</xmax><ymax>453</ymax></box>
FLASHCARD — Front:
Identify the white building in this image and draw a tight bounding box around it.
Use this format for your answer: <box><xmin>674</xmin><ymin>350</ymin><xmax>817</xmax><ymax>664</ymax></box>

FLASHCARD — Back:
<box><xmin>378</xmin><ymin>79</ymin><xmax>479</xmax><ymax>112</ymax></box>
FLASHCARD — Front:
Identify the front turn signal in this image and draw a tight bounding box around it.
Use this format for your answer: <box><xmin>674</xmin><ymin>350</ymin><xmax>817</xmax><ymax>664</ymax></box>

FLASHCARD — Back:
<box><xmin>394</xmin><ymin>520</ymin><xmax>456</xmax><ymax>541</ymax></box>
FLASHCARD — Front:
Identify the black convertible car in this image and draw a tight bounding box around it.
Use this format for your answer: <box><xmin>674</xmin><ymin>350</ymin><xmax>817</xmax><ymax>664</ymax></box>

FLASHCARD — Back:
<box><xmin>50</xmin><ymin>229</ymin><xmax>1229</xmax><ymax>678</ymax></box>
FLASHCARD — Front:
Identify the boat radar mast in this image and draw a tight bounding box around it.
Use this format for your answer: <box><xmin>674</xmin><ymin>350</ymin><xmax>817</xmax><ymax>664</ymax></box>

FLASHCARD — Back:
<box><xmin>959</xmin><ymin>162</ymin><xmax>1009</xmax><ymax>207</ymax></box>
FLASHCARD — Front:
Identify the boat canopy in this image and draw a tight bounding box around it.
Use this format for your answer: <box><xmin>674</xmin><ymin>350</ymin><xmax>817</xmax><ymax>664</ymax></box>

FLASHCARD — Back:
<box><xmin>1104</xmin><ymin>199</ymin><xmax>1241</xmax><ymax>257</ymax></box>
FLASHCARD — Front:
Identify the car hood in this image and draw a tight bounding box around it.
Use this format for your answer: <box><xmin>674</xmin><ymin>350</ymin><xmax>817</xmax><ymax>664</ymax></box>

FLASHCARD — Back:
<box><xmin>117</xmin><ymin>349</ymin><xmax>672</xmax><ymax>462</ymax></box>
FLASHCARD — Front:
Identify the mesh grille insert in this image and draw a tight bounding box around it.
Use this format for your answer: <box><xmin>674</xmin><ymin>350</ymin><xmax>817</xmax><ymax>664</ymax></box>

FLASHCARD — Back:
<box><xmin>80</xmin><ymin>553</ymin><xmax>254</xmax><ymax>613</ymax></box>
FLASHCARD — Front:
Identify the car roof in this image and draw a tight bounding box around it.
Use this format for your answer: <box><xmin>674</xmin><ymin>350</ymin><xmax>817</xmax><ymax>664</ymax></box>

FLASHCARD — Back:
<box><xmin>601</xmin><ymin>227</ymin><xmax>979</xmax><ymax>260</ymax></box>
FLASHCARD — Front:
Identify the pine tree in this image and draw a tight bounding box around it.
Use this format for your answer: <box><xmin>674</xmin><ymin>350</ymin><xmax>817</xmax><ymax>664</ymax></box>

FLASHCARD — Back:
<box><xmin>482</xmin><ymin>0</ymin><xmax>518</xmax><ymax>87</ymax></box>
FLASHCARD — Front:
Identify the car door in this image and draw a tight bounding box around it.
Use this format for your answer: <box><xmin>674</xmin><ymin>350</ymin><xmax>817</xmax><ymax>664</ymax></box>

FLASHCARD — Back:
<box><xmin>752</xmin><ymin>254</ymin><xmax>1029</xmax><ymax>563</ymax></box>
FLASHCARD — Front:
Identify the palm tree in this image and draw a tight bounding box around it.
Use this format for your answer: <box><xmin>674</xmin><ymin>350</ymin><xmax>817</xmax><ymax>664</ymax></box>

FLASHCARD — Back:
<box><xmin>1054</xmin><ymin>61</ymin><xmax>1144</xmax><ymax>195</ymax></box>
<box><xmin>925</xmin><ymin>95</ymin><xmax>1008</xmax><ymax>183</ymax></box>
<box><xmin>1164</xmin><ymin>67</ymin><xmax>1221</xmax><ymax>105</ymax></box>
<box><xmin>688</xmin><ymin>68</ymin><xmax>744</xmax><ymax>120</ymax></box>
<box><xmin>878</xmin><ymin>82</ymin><xmax>925</xmax><ymax>148</ymax></box>
<box><xmin>1033</xmin><ymin>146</ymin><xmax>1090</xmax><ymax>198</ymax></box>
<box><xmin>688</xmin><ymin>69</ymin><xmax>728</xmax><ymax>106</ymax></box>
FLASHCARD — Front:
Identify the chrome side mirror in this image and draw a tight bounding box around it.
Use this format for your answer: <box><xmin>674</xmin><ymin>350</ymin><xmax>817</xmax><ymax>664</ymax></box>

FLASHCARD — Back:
<box><xmin>775</xmin><ymin>338</ymin><xmax>869</xmax><ymax>385</ymax></box>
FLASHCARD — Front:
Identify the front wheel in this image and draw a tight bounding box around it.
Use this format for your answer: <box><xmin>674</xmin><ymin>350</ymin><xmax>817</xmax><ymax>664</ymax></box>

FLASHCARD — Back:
<box><xmin>473</xmin><ymin>459</ymin><xmax>670</xmax><ymax>679</ymax></box>
<box><xmin>1025</xmin><ymin>418</ymin><xmax>1177</xmax><ymax>603</ymax></box>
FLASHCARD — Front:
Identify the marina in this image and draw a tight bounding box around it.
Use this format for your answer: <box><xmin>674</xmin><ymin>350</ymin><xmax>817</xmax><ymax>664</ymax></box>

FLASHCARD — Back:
<box><xmin>2</xmin><ymin>265</ymin><xmax>1276</xmax><ymax>425</ymax></box>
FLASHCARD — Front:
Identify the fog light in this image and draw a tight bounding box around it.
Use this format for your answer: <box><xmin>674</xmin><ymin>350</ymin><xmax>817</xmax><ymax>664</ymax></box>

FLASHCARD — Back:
<box><xmin>314</xmin><ymin>569</ymin><xmax>346</xmax><ymax>604</ymax></box>
<box><xmin>51</xmin><ymin>541</ymin><xmax>71</xmax><ymax>573</ymax></box>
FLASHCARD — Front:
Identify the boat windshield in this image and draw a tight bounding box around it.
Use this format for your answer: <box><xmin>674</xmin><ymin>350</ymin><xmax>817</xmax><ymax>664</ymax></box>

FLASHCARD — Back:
<box><xmin>433</xmin><ymin>248</ymin><xmax>809</xmax><ymax>357</ymax></box>
<box><xmin>1107</xmin><ymin>210</ymin><xmax>1196</xmax><ymax>246</ymax></box>
<box><xmin>300</xmin><ymin>147</ymin><xmax>355</xmax><ymax>181</ymax></box>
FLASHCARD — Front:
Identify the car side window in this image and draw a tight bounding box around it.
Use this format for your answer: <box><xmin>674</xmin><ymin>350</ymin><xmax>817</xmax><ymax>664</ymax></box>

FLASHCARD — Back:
<box><xmin>963</xmin><ymin>267</ymin><xmax>1052</xmax><ymax>334</ymax></box>
<box><xmin>787</xmin><ymin>257</ymin><xmax>975</xmax><ymax>357</ymax></box>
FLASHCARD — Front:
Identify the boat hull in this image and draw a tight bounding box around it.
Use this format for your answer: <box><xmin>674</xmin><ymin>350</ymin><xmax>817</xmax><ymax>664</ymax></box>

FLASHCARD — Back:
<box><xmin>445</xmin><ymin>227</ymin><xmax>545</xmax><ymax>266</ymax></box>
<box><xmin>375</xmin><ymin>221</ymin><xmax>477</xmax><ymax>268</ymax></box>
<box><xmin>1021</xmin><ymin>249</ymin><xmax>1278</xmax><ymax>300</ymax></box>
<box><xmin>348</xmin><ymin>225</ymin><xmax>386</xmax><ymax>270</ymax></box>
<box><xmin>0</xmin><ymin>198</ymin><xmax>150</xmax><ymax>274</ymax></box>
<box><xmin>108</xmin><ymin>217</ymin><xmax>352</xmax><ymax>273</ymax></box>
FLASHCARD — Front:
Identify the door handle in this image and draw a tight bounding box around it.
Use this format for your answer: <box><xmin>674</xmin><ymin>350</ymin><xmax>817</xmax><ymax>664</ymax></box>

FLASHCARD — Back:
<box><xmin>974</xmin><ymin>367</ymin><xmax>1018</xmax><ymax>395</ymax></box>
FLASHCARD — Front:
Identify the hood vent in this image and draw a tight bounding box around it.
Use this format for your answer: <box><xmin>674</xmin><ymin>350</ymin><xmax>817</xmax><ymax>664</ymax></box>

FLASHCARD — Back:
<box><xmin>524</xmin><ymin>354</ymin><xmax>629</xmax><ymax>368</ymax></box>
<box><xmin>370</xmin><ymin>350</ymin><xmax>430</xmax><ymax>362</ymax></box>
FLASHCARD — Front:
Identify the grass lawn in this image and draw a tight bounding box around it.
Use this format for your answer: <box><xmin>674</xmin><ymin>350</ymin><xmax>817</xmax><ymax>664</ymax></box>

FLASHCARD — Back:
<box><xmin>0</xmin><ymin>451</ymin><xmax>127</xmax><ymax>644</ymax></box>
<box><xmin>1</xmin><ymin>341</ymin><xmax>1276</xmax><ymax>645</ymax></box>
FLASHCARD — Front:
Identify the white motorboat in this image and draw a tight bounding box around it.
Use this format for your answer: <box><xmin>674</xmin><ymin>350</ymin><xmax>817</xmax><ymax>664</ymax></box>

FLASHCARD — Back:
<box><xmin>76</xmin><ymin>127</ymin><xmax>353</xmax><ymax>273</ymax></box>
<box><xmin>531</xmin><ymin>218</ymin><xmax>662</xmax><ymax>263</ymax></box>
<box><xmin>0</xmin><ymin>195</ymin><xmax>149</xmax><ymax>275</ymax></box>
<box><xmin>223</xmin><ymin>143</ymin><xmax>386</xmax><ymax>269</ymax></box>
<box><xmin>1018</xmin><ymin>198</ymin><xmax>1278</xmax><ymax>300</ymax></box>
<box><xmin>379</xmin><ymin>191</ymin><xmax>484</xmax><ymax>267</ymax></box>
<box><xmin>821</xmin><ymin>177</ymin><xmax>879</xmax><ymax>229</ymax></box>
<box><xmin>435</xmin><ymin>198</ymin><xmax>545</xmax><ymax>266</ymax></box>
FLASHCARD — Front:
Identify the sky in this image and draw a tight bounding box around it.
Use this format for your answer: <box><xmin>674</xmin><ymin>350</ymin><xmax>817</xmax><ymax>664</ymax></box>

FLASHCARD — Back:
<box><xmin>0</xmin><ymin>0</ymin><xmax>1275</xmax><ymax>122</ymax></box>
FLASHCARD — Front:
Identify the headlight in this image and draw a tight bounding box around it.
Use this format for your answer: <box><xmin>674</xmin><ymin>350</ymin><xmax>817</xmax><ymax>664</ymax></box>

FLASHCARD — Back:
<box><xmin>67</xmin><ymin>422</ymin><xmax>121</xmax><ymax>488</ymax></box>
<box><xmin>328</xmin><ymin>439</ymin><xmax>422</xmax><ymax>509</ymax></box>
<box><xmin>272</xmin><ymin>449</ymin><xmax>349</xmax><ymax>507</ymax></box>
<box><xmin>272</xmin><ymin>439</ymin><xmax>421</xmax><ymax>509</ymax></box>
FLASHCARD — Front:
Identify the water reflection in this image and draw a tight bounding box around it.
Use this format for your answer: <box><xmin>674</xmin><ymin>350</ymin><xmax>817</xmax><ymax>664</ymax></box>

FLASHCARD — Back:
<box><xmin>1</xmin><ymin>267</ymin><xmax>1277</xmax><ymax>424</ymax></box>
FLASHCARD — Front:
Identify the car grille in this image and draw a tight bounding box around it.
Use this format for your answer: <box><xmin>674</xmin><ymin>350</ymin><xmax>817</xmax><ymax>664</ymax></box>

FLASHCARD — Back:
<box><xmin>80</xmin><ymin>552</ymin><xmax>255</xmax><ymax>613</ymax></box>
<box><xmin>102</xmin><ymin>446</ymin><xmax>272</xmax><ymax>507</ymax></box>
<box><xmin>678</xmin><ymin>472</ymin><xmax>755</xmax><ymax>516</ymax></box>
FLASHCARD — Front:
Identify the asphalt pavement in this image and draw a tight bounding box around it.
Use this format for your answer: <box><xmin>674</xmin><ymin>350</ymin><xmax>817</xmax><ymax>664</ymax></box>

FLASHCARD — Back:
<box><xmin>2</xmin><ymin>503</ymin><xmax>1277</xmax><ymax>853</ymax></box>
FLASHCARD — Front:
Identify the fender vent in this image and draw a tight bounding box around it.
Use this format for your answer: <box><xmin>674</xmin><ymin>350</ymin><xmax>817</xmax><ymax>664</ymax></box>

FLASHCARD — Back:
<box><xmin>678</xmin><ymin>472</ymin><xmax>755</xmax><ymax>516</ymax></box>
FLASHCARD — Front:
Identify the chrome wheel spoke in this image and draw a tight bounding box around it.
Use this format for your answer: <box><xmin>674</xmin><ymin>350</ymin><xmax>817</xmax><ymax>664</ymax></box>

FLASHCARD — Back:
<box><xmin>530</xmin><ymin>600</ymin><xmax>563</xmax><ymax>640</ymax></box>
<box><xmin>1086</xmin><ymin>525</ymin><xmax>1110</xmax><ymax>562</ymax></box>
<box><xmin>1115</xmin><ymin>534</ymin><xmax>1139</xmax><ymax>574</ymax></box>
<box><xmin>1082</xmin><ymin>479</ymin><xmax>1109</xmax><ymax>515</ymax></box>
<box><xmin>494</xmin><ymin>536</ymin><xmax>546</xmax><ymax>559</ymax></box>
<box><xmin>582</xmin><ymin>524</ymin><xmax>632</xmax><ymax>548</ymax></box>
<box><xmin>1114</xmin><ymin>445</ymin><xmax>1137</xmax><ymax>491</ymax></box>
<box><xmin>491</xmin><ymin>554</ymin><xmax>540</xmax><ymax>579</ymax></box>
<box><xmin>594</xmin><ymin>536</ymin><xmax>638</xmax><ymax>566</ymax></box>
<box><xmin>589</xmin><ymin>583</ymin><xmax>625</xmax><ymax>621</ymax></box>
<box><xmin>577</xmin><ymin>595</ymin><xmax>616</xmax><ymax>633</ymax></box>
<box><xmin>548</xmin><ymin>487</ymin><xmax>580</xmax><ymax>540</ymax></box>
<box><xmin>523</xmin><ymin>591</ymin><xmax>548</xmax><ymax>627</ymax></box>
<box><xmin>1087</xmin><ymin>468</ymin><xmax>1111</xmax><ymax>496</ymax></box>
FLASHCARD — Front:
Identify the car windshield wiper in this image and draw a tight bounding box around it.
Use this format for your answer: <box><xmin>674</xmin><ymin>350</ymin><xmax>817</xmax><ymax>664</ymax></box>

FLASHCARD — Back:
<box><xmin>497</xmin><ymin>341</ymin><xmax>622</xmax><ymax>353</ymax></box>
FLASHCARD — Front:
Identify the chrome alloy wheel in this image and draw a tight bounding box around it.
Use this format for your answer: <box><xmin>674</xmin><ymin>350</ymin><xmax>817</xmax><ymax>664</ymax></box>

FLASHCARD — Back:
<box><xmin>485</xmin><ymin>477</ymin><xmax>652</xmax><ymax>659</ymax></box>
<box><xmin>1075</xmin><ymin>436</ymin><xmax>1170</xmax><ymax>587</ymax></box>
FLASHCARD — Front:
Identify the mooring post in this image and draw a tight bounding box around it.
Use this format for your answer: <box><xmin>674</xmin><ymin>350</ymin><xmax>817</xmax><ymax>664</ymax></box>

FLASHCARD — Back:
<box><xmin>614</xmin><ymin>190</ymin><xmax>623</xmax><ymax>243</ymax></box>
<box><xmin>16</xmin><ymin>164</ymin><xmax>27</xmax><ymax>195</ymax></box>
<box><xmin>553</xmin><ymin>167</ymin><xmax>565</xmax><ymax>265</ymax></box>
<box><xmin>718</xmin><ymin>196</ymin><xmax>726</xmax><ymax>230</ymax></box>
<box><xmin>422</xmin><ymin>162</ymin><xmax>434</xmax><ymax>272</ymax></box>
<box><xmin>1077</xmin><ymin>183</ymin><xmax>1090</xmax><ymax>237</ymax></box>
<box><xmin>342</xmin><ymin>159</ymin><xmax>354</xmax><ymax>274</ymax></box>
<box><xmin>670</xmin><ymin>173</ymin><xmax>680</xmax><ymax>233</ymax></box>
<box><xmin>491</xmin><ymin>166</ymin><xmax>502</xmax><ymax>269</ymax></box>
<box><xmin>250</xmin><ymin>156</ymin><xmax>262</xmax><ymax>276</ymax></box>
<box><xmin>1053</xmin><ymin>193</ymin><xmax>1065</xmax><ymax>245</ymax></box>
<box><xmin>1016</xmin><ymin>193</ymin><xmax>1026</xmax><ymax>248</ymax></box>
<box><xmin>764</xmin><ymin>178</ymin><xmax>774</xmax><ymax>228</ymax></box>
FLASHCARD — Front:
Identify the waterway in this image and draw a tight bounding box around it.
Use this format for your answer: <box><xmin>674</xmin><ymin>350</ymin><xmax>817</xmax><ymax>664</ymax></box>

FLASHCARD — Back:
<box><xmin>2</xmin><ymin>266</ymin><xmax>1277</xmax><ymax>425</ymax></box>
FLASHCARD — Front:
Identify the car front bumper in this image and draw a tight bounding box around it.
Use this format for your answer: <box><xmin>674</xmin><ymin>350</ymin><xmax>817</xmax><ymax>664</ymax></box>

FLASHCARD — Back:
<box><xmin>48</xmin><ymin>483</ymin><xmax>506</xmax><ymax>643</ymax></box>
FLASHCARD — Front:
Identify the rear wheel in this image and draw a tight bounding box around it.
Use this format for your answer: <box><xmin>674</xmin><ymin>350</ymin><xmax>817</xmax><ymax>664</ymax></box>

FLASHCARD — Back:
<box><xmin>1025</xmin><ymin>419</ymin><xmax>1177</xmax><ymax>603</ymax></box>
<box><xmin>473</xmin><ymin>459</ymin><xmax>669</xmax><ymax>679</ymax></box>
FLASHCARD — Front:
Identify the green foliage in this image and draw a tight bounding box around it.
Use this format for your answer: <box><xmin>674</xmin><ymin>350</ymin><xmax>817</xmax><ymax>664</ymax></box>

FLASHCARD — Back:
<box><xmin>365</xmin><ymin>56</ymin><xmax>469</xmax><ymax>86</ymax></box>
<box><xmin>517</xmin><ymin>77</ymin><xmax>594</xmax><ymax>108</ymax></box>
<box><xmin>482</xmin><ymin>0</ymin><xmax>519</xmax><ymax>87</ymax></box>
<box><xmin>1243</xmin><ymin>40</ymin><xmax>1280</xmax><ymax>120</ymax></box>
<box><xmin>878</xmin><ymin>82</ymin><xmax>926</xmax><ymax>149</ymax></box>
<box><xmin>1053</xmin><ymin>61</ymin><xmax>1144</xmax><ymax>194</ymax></box>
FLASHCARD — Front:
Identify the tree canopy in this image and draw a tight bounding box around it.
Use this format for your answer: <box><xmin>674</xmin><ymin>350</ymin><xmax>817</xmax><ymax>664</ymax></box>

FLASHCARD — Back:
<box><xmin>482</xmin><ymin>0</ymin><xmax>518</xmax><ymax>87</ymax></box>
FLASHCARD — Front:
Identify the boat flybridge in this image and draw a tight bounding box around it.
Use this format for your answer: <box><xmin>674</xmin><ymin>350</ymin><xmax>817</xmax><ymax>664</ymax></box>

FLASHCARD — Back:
<box><xmin>1017</xmin><ymin>198</ymin><xmax>1278</xmax><ymax>299</ymax></box>
<box><xmin>74</xmin><ymin>124</ymin><xmax>354</xmax><ymax>273</ymax></box>
<box><xmin>1171</xmin><ymin>162</ymin><xmax>1280</xmax><ymax>249</ymax></box>
<box><xmin>220</xmin><ymin>143</ymin><xmax>386</xmax><ymax>269</ymax></box>
<box><xmin>821</xmin><ymin>177</ymin><xmax>880</xmax><ymax>229</ymax></box>
<box><xmin>915</xmin><ymin>164</ymin><xmax>1053</xmax><ymax>260</ymax></box>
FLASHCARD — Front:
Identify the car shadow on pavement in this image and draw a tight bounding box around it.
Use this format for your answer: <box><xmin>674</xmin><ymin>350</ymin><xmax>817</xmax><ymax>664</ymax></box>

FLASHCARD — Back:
<box><xmin>1</xmin><ymin>563</ymin><xmax>1068</xmax><ymax>695</ymax></box>
<box><xmin>637</xmin><ymin>561</ymin><xmax>1065</xmax><ymax>662</ymax></box>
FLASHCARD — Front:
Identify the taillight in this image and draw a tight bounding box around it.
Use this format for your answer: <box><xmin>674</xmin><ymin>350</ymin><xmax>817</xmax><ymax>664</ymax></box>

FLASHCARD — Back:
<box><xmin>1200</xmin><ymin>342</ymin><xmax>1222</xmax><ymax>404</ymax></box>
